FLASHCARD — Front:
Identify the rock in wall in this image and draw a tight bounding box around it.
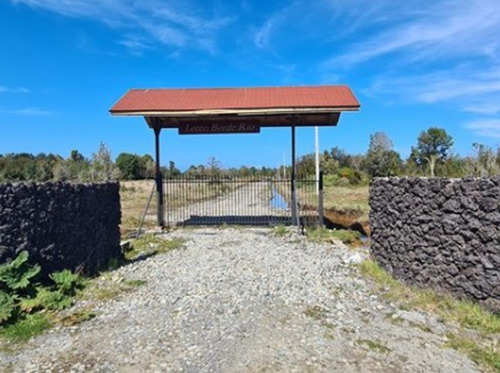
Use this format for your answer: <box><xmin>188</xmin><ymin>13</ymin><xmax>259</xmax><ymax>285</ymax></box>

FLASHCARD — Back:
<box><xmin>0</xmin><ymin>182</ymin><xmax>122</xmax><ymax>276</ymax></box>
<box><xmin>370</xmin><ymin>177</ymin><xmax>500</xmax><ymax>312</ymax></box>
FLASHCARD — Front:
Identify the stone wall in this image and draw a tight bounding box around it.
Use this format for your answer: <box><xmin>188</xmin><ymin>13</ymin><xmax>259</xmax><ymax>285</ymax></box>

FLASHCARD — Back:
<box><xmin>370</xmin><ymin>177</ymin><xmax>500</xmax><ymax>312</ymax></box>
<box><xmin>0</xmin><ymin>182</ymin><xmax>121</xmax><ymax>276</ymax></box>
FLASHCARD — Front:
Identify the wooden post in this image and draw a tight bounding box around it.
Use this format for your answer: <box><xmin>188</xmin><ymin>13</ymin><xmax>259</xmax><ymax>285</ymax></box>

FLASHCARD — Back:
<box><xmin>152</xmin><ymin>121</ymin><xmax>165</xmax><ymax>228</ymax></box>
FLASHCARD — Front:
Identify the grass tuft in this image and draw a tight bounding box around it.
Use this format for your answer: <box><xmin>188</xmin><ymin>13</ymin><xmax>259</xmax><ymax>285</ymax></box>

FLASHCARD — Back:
<box><xmin>304</xmin><ymin>305</ymin><xmax>327</xmax><ymax>321</ymax></box>
<box><xmin>59</xmin><ymin>309</ymin><xmax>97</xmax><ymax>326</ymax></box>
<box><xmin>307</xmin><ymin>227</ymin><xmax>362</xmax><ymax>247</ymax></box>
<box><xmin>124</xmin><ymin>235</ymin><xmax>185</xmax><ymax>261</ymax></box>
<box><xmin>445</xmin><ymin>334</ymin><xmax>500</xmax><ymax>371</ymax></box>
<box><xmin>0</xmin><ymin>313</ymin><xmax>51</xmax><ymax>342</ymax></box>
<box><xmin>359</xmin><ymin>260</ymin><xmax>500</xmax><ymax>335</ymax></box>
<box><xmin>356</xmin><ymin>338</ymin><xmax>392</xmax><ymax>354</ymax></box>
<box><xmin>360</xmin><ymin>260</ymin><xmax>500</xmax><ymax>372</ymax></box>
<box><xmin>273</xmin><ymin>224</ymin><xmax>288</xmax><ymax>236</ymax></box>
<box><xmin>124</xmin><ymin>279</ymin><xmax>147</xmax><ymax>288</ymax></box>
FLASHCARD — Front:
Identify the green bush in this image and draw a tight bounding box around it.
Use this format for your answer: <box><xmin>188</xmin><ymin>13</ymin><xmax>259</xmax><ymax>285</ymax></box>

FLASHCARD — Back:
<box><xmin>19</xmin><ymin>288</ymin><xmax>73</xmax><ymax>313</ymax></box>
<box><xmin>50</xmin><ymin>269</ymin><xmax>85</xmax><ymax>296</ymax></box>
<box><xmin>0</xmin><ymin>291</ymin><xmax>16</xmax><ymax>323</ymax></box>
<box><xmin>0</xmin><ymin>251</ymin><xmax>85</xmax><ymax>331</ymax></box>
<box><xmin>0</xmin><ymin>251</ymin><xmax>40</xmax><ymax>293</ymax></box>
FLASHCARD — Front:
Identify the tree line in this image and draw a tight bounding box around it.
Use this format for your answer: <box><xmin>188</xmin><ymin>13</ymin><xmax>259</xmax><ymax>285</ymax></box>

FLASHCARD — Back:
<box><xmin>295</xmin><ymin>127</ymin><xmax>500</xmax><ymax>186</ymax></box>
<box><xmin>1</xmin><ymin>128</ymin><xmax>499</xmax><ymax>184</ymax></box>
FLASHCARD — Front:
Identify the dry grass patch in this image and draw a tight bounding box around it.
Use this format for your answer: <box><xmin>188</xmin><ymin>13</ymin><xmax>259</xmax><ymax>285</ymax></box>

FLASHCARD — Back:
<box><xmin>120</xmin><ymin>180</ymin><xmax>157</xmax><ymax>235</ymax></box>
<box><xmin>323</xmin><ymin>186</ymin><xmax>370</xmax><ymax>221</ymax></box>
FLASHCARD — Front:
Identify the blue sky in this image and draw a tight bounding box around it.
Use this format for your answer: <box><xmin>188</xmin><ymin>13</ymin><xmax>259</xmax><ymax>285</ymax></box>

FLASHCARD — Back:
<box><xmin>1</xmin><ymin>0</ymin><xmax>500</xmax><ymax>170</ymax></box>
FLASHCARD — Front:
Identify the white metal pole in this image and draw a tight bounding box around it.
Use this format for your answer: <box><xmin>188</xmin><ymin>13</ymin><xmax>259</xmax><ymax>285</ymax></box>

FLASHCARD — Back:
<box><xmin>283</xmin><ymin>152</ymin><xmax>286</xmax><ymax>180</ymax></box>
<box><xmin>315</xmin><ymin>126</ymin><xmax>320</xmax><ymax>195</ymax></box>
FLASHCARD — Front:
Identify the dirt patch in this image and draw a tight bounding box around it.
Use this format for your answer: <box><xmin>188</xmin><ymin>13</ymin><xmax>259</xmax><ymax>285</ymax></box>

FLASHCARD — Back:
<box><xmin>324</xmin><ymin>207</ymin><xmax>370</xmax><ymax>236</ymax></box>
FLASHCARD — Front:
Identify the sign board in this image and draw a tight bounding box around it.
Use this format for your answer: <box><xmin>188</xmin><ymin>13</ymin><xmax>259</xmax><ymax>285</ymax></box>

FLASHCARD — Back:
<box><xmin>178</xmin><ymin>122</ymin><xmax>260</xmax><ymax>135</ymax></box>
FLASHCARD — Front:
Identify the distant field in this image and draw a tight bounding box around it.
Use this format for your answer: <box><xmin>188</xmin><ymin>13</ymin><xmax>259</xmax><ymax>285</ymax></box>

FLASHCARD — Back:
<box><xmin>120</xmin><ymin>180</ymin><xmax>157</xmax><ymax>235</ymax></box>
<box><xmin>323</xmin><ymin>185</ymin><xmax>370</xmax><ymax>221</ymax></box>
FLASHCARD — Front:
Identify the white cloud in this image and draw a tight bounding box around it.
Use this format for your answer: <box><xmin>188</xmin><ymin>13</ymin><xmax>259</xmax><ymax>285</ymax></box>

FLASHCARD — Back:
<box><xmin>318</xmin><ymin>0</ymin><xmax>500</xmax><ymax>138</ymax></box>
<box><xmin>0</xmin><ymin>107</ymin><xmax>53</xmax><ymax>116</ymax></box>
<box><xmin>323</xmin><ymin>0</ymin><xmax>500</xmax><ymax>68</ymax></box>
<box><xmin>254</xmin><ymin>15</ymin><xmax>283</xmax><ymax>49</ymax></box>
<box><xmin>465</xmin><ymin>119</ymin><xmax>500</xmax><ymax>139</ymax></box>
<box><xmin>365</xmin><ymin>64</ymin><xmax>500</xmax><ymax>117</ymax></box>
<box><xmin>11</xmin><ymin>0</ymin><xmax>234</xmax><ymax>53</ymax></box>
<box><xmin>0</xmin><ymin>86</ymin><xmax>30</xmax><ymax>93</ymax></box>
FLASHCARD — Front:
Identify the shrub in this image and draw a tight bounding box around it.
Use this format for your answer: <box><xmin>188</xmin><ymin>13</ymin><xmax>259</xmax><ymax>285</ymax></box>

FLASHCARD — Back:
<box><xmin>50</xmin><ymin>270</ymin><xmax>85</xmax><ymax>296</ymax></box>
<box><xmin>0</xmin><ymin>251</ymin><xmax>40</xmax><ymax>294</ymax></box>
<box><xmin>0</xmin><ymin>251</ymin><xmax>85</xmax><ymax>330</ymax></box>
<box><xmin>0</xmin><ymin>291</ymin><xmax>16</xmax><ymax>323</ymax></box>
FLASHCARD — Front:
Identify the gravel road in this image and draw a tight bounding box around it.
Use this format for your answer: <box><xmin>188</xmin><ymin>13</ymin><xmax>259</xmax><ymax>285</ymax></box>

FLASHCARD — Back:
<box><xmin>0</xmin><ymin>227</ymin><xmax>481</xmax><ymax>372</ymax></box>
<box><xmin>165</xmin><ymin>182</ymin><xmax>292</xmax><ymax>226</ymax></box>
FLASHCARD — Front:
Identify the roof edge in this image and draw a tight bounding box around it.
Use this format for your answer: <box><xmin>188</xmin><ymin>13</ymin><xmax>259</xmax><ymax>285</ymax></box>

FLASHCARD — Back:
<box><xmin>109</xmin><ymin>106</ymin><xmax>360</xmax><ymax>117</ymax></box>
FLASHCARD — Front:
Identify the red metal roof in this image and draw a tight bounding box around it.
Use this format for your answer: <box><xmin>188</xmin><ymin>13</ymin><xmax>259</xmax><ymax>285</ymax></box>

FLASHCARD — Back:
<box><xmin>110</xmin><ymin>85</ymin><xmax>360</xmax><ymax>114</ymax></box>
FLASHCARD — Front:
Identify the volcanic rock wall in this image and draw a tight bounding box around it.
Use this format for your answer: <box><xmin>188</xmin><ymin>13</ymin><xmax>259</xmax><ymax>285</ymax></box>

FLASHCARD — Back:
<box><xmin>370</xmin><ymin>177</ymin><xmax>500</xmax><ymax>312</ymax></box>
<box><xmin>0</xmin><ymin>182</ymin><xmax>121</xmax><ymax>276</ymax></box>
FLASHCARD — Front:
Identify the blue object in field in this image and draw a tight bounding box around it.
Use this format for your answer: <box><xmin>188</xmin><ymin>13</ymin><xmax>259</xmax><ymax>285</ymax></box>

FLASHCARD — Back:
<box><xmin>271</xmin><ymin>188</ymin><xmax>288</xmax><ymax>210</ymax></box>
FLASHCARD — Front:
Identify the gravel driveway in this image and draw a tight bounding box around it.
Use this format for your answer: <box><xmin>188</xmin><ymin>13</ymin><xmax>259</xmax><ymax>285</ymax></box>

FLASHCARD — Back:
<box><xmin>0</xmin><ymin>228</ymin><xmax>481</xmax><ymax>372</ymax></box>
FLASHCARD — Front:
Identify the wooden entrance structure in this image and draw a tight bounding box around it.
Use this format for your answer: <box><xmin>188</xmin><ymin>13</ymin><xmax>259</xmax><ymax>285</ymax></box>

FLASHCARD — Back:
<box><xmin>110</xmin><ymin>85</ymin><xmax>360</xmax><ymax>227</ymax></box>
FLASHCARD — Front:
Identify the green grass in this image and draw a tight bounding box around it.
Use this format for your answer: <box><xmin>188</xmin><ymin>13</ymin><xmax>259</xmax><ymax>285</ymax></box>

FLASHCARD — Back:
<box><xmin>124</xmin><ymin>279</ymin><xmax>147</xmax><ymax>287</ymax></box>
<box><xmin>356</xmin><ymin>338</ymin><xmax>392</xmax><ymax>354</ymax></box>
<box><xmin>273</xmin><ymin>224</ymin><xmax>288</xmax><ymax>236</ymax></box>
<box><xmin>445</xmin><ymin>334</ymin><xmax>500</xmax><ymax>372</ymax></box>
<box><xmin>307</xmin><ymin>227</ymin><xmax>362</xmax><ymax>247</ymax></box>
<box><xmin>0</xmin><ymin>313</ymin><xmax>51</xmax><ymax>342</ymax></box>
<box><xmin>330</xmin><ymin>229</ymin><xmax>362</xmax><ymax>246</ymax></box>
<box><xmin>360</xmin><ymin>260</ymin><xmax>500</xmax><ymax>372</ymax></box>
<box><xmin>359</xmin><ymin>260</ymin><xmax>500</xmax><ymax>335</ymax></box>
<box><xmin>124</xmin><ymin>235</ymin><xmax>185</xmax><ymax>260</ymax></box>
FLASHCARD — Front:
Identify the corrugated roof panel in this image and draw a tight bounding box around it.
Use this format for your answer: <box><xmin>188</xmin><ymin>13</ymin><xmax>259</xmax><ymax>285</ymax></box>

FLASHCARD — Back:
<box><xmin>110</xmin><ymin>85</ymin><xmax>360</xmax><ymax>113</ymax></box>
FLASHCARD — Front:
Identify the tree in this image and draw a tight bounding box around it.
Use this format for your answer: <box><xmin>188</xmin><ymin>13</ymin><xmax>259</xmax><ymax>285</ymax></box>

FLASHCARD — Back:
<box><xmin>89</xmin><ymin>142</ymin><xmax>120</xmax><ymax>181</ymax></box>
<box><xmin>365</xmin><ymin>132</ymin><xmax>402</xmax><ymax>177</ymax></box>
<box><xmin>321</xmin><ymin>150</ymin><xmax>338</xmax><ymax>175</ymax></box>
<box><xmin>207</xmin><ymin>156</ymin><xmax>222</xmax><ymax>177</ymax></box>
<box><xmin>116</xmin><ymin>153</ymin><xmax>140</xmax><ymax>180</ymax></box>
<box><xmin>138</xmin><ymin>155</ymin><xmax>154</xmax><ymax>179</ymax></box>
<box><xmin>167</xmin><ymin>161</ymin><xmax>181</xmax><ymax>178</ymax></box>
<box><xmin>468</xmin><ymin>143</ymin><xmax>500</xmax><ymax>177</ymax></box>
<box><xmin>414</xmin><ymin>127</ymin><xmax>454</xmax><ymax>177</ymax></box>
<box><xmin>297</xmin><ymin>154</ymin><xmax>315</xmax><ymax>178</ymax></box>
<box><xmin>70</xmin><ymin>150</ymin><xmax>85</xmax><ymax>163</ymax></box>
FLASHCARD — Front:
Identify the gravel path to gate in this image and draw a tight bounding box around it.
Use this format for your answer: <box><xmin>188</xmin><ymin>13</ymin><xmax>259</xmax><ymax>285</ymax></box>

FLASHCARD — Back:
<box><xmin>0</xmin><ymin>228</ymin><xmax>481</xmax><ymax>372</ymax></box>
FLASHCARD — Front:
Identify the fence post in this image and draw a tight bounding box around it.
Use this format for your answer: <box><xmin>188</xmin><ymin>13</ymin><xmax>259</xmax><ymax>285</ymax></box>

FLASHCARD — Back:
<box><xmin>318</xmin><ymin>171</ymin><xmax>324</xmax><ymax>227</ymax></box>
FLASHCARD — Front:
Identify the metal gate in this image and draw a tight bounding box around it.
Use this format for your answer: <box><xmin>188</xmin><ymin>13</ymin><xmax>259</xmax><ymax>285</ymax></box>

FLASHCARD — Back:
<box><xmin>163</xmin><ymin>175</ymin><xmax>323</xmax><ymax>227</ymax></box>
